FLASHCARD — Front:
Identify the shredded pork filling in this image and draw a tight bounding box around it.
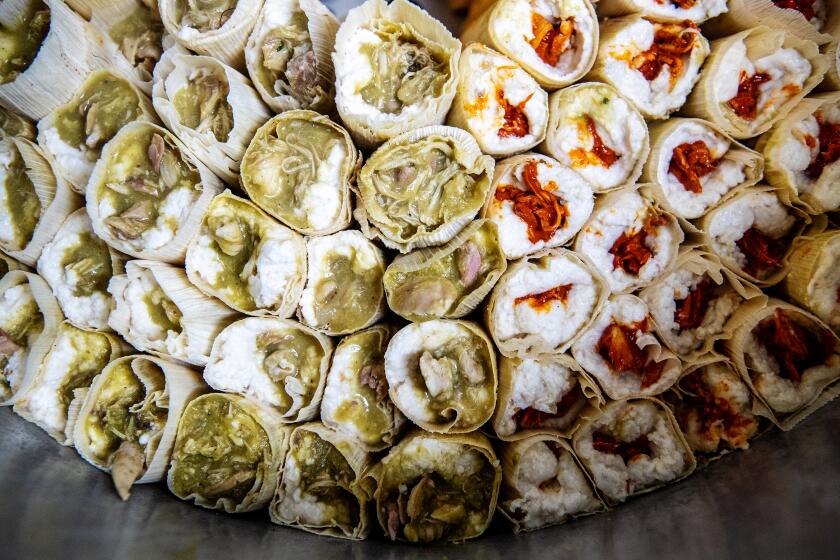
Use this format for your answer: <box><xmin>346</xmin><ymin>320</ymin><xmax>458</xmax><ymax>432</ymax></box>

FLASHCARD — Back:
<box><xmin>110</xmin><ymin>5</ymin><xmax>163</xmax><ymax>76</ymax></box>
<box><xmin>176</xmin><ymin>0</ymin><xmax>237</xmax><ymax>33</ymax></box>
<box><xmin>259</xmin><ymin>10</ymin><xmax>326</xmax><ymax>107</ymax></box>
<box><xmin>172</xmin><ymin>69</ymin><xmax>234</xmax><ymax>143</ymax></box>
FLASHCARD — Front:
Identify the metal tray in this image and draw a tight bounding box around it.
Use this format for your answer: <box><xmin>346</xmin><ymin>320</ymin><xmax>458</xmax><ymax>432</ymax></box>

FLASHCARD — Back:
<box><xmin>2</xmin><ymin>2</ymin><xmax>838</xmax><ymax>559</ymax></box>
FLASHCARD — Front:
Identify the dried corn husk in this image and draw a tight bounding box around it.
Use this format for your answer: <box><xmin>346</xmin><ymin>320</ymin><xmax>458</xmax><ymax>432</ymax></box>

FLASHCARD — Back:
<box><xmin>540</xmin><ymin>82</ymin><xmax>649</xmax><ymax>194</ymax></box>
<box><xmin>492</xmin><ymin>353</ymin><xmax>603</xmax><ymax>442</ymax></box>
<box><xmin>461</xmin><ymin>0</ymin><xmax>599</xmax><ymax>90</ymax></box>
<box><xmin>369</xmin><ymin>430</ymin><xmax>502</xmax><ymax>543</ymax></box>
<box><xmin>152</xmin><ymin>48</ymin><xmax>270</xmax><ymax>185</ymax></box>
<box><xmin>86</xmin><ymin>122</ymin><xmax>222</xmax><ymax>263</ymax></box>
<box><xmin>0</xmin><ymin>0</ymin><xmax>110</xmax><ymax>120</ymax></box>
<box><xmin>0</xmin><ymin>138</ymin><xmax>82</xmax><ymax>267</ymax></box>
<box><xmin>703</xmin><ymin>0</ymin><xmax>834</xmax><ymax>45</ymax></box>
<box><xmin>0</xmin><ymin>271</ymin><xmax>63</xmax><ymax>406</ymax></box>
<box><xmin>781</xmin><ymin>230</ymin><xmax>840</xmax><ymax>333</ymax></box>
<box><xmin>245</xmin><ymin>0</ymin><xmax>339</xmax><ymax>114</ymax></box>
<box><xmin>755</xmin><ymin>92</ymin><xmax>840</xmax><ymax>214</ymax></box>
<box><xmin>37</xmin><ymin>69</ymin><xmax>159</xmax><ymax>194</ymax></box>
<box><xmin>167</xmin><ymin>392</ymin><xmax>292</xmax><ymax>513</ymax></box>
<box><xmin>13</xmin><ymin>321</ymin><xmax>131</xmax><ymax>445</ymax></box>
<box><xmin>682</xmin><ymin>27</ymin><xmax>828</xmax><ymax>140</ymax></box>
<box><xmin>270</xmin><ymin>422</ymin><xmax>374</xmax><ymax>540</ymax></box>
<box><xmin>486</xmin><ymin>247</ymin><xmax>609</xmax><ymax>358</ymax></box>
<box><xmin>447</xmin><ymin>42</ymin><xmax>548</xmax><ymax>157</ymax></box>
<box><xmin>72</xmin><ymin>354</ymin><xmax>207</xmax><ymax>500</ymax></box>
<box><xmin>595</xmin><ymin>0</ymin><xmax>728</xmax><ymax>23</ymax></box>
<box><xmin>333</xmin><ymin>0</ymin><xmax>461</xmax><ymax>149</ymax></box>
<box><xmin>185</xmin><ymin>191</ymin><xmax>307</xmax><ymax>317</ymax></box>
<box><xmin>159</xmin><ymin>0</ymin><xmax>264</xmax><ymax>69</ymax></box>
<box><xmin>384</xmin><ymin>319</ymin><xmax>497</xmax><ymax>434</ymax></box>
<box><xmin>108</xmin><ymin>260</ymin><xmax>239</xmax><ymax>367</ymax></box>
<box><xmin>355</xmin><ymin>125</ymin><xmax>494</xmax><ymax>253</ymax></box>
<box><xmin>383</xmin><ymin>219</ymin><xmax>506</xmax><ymax>322</ymax></box>
<box><xmin>723</xmin><ymin>298</ymin><xmax>840</xmax><ymax>430</ymax></box>
<box><xmin>642</xmin><ymin>118</ymin><xmax>764</xmax><ymax>221</ymax></box>
<box><xmin>571</xmin><ymin>397</ymin><xmax>696</xmax><ymax>506</ymax></box>
<box><xmin>498</xmin><ymin>434</ymin><xmax>606</xmax><ymax>532</ymax></box>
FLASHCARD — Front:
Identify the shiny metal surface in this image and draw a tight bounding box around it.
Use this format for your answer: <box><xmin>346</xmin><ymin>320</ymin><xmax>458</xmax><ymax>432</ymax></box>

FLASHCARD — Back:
<box><xmin>2</xmin><ymin>402</ymin><xmax>839</xmax><ymax>559</ymax></box>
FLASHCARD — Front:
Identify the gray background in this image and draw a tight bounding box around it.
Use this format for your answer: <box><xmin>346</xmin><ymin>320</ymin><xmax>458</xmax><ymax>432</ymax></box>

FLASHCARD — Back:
<box><xmin>2</xmin><ymin>1</ymin><xmax>839</xmax><ymax>558</ymax></box>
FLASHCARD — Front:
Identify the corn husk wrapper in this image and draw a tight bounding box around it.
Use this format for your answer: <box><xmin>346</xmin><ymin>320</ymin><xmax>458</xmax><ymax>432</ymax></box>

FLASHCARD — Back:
<box><xmin>159</xmin><ymin>0</ymin><xmax>263</xmax><ymax>69</ymax></box>
<box><xmin>540</xmin><ymin>82</ymin><xmax>649</xmax><ymax>194</ymax></box>
<box><xmin>321</xmin><ymin>324</ymin><xmax>405</xmax><ymax>453</ymax></box>
<box><xmin>0</xmin><ymin>271</ymin><xmax>63</xmax><ymax>406</ymax></box>
<box><xmin>704</xmin><ymin>0</ymin><xmax>834</xmax><ymax>45</ymax></box>
<box><xmin>185</xmin><ymin>191</ymin><xmax>307</xmax><ymax>318</ymax></box>
<box><xmin>204</xmin><ymin>316</ymin><xmax>333</xmax><ymax>423</ymax></box>
<box><xmin>0</xmin><ymin>106</ymin><xmax>36</xmax><ymax>141</ymax></box>
<box><xmin>167</xmin><ymin>392</ymin><xmax>292</xmax><ymax>513</ymax></box>
<box><xmin>665</xmin><ymin>354</ymin><xmax>766</xmax><ymax>467</ymax></box>
<box><xmin>498</xmin><ymin>434</ymin><xmax>607</xmax><ymax>533</ymax></box>
<box><xmin>723</xmin><ymin>298</ymin><xmax>840</xmax><ymax>431</ymax></box>
<box><xmin>571</xmin><ymin>397</ymin><xmax>697</xmax><ymax>506</ymax></box>
<box><xmin>586</xmin><ymin>16</ymin><xmax>709</xmax><ymax>120</ymax></box>
<box><xmin>595</xmin><ymin>0</ymin><xmax>727</xmax><ymax>23</ymax></box>
<box><xmin>269</xmin><ymin>422</ymin><xmax>374</xmax><ymax>540</ymax></box>
<box><xmin>781</xmin><ymin>230</ymin><xmax>840</xmax><ymax>333</ymax></box>
<box><xmin>573</xmin><ymin>183</ymin><xmax>685</xmax><ymax>292</ymax></box>
<box><xmin>383</xmin><ymin>219</ymin><xmax>506</xmax><ymax>322</ymax></box>
<box><xmin>86</xmin><ymin>122</ymin><xmax>223</xmax><ymax>264</ymax></box>
<box><xmin>355</xmin><ymin>125</ymin><xmax>494</xmax><ymax>253</ymax></box>
<box><xmin>72</xmin><ymin>354</ymin><xmax>207</xmax><ymax>499</ymax></box>
<box><xmin>152</xmin><ymin>48</ymin><xmax>270</xmax><ymax>185</ymax></box>
<box><xmin>446</xmin><ymin>43</ymin><xmax>548</xmax><ymax>157</ymax></box>
<box><xmin>0</xmin><ymin>138</ymin><xmax>82</xmax><ymax>267</ymax></box>
<box><xmin>0</xmin><ymin>254</ymin><xmax>28</xmax><ymax>275</ymax></box>
<box><xmin>818</xmin><ymin>38</ymin><xmax>840</xmax><ymax>92</ymax></box>
<box><xmin>696</xmin><ymin>185</ymin><xmax>817</xmax><ymax>288</ymax></box>
<box><xmin>491</xmin><ymin>353</ymin><xmax>603</xmax><ymax>442</ymax></box>
<box><xmin>35</xmin><ymin>208</ymin><xmax>126</xmax><ymax>332</ymax></box>
<box><xmin>755</xmin><ymin>92</ymin><xmax>840</xmax><ymax>214</ymax></box>
<box><xmin>108</xmin><ymin>260</ymin><xmax>239</xmax><ymax>367</ymax></box>
<box><xmin>385</xmin><ymin>319</ymin><xmax>497</xmax><ymax>434</ymax></box>
<box><xmin>638</xmin><ymin>248</ymin><xmax>766</xmax><ymax>362</ymax></box>
<box><xmin>486</xmin><ymin>248</ymin><xmax>609</xmax><ymax>359</ymax></box>
<box><xmin>13</xmin><ymin>321</ymin><xmax>131</xmax><ymax>445</ymax></box>
<box><xmin>461</xmin><ymin>0</ymin><xmax>599</xmax><ymax>90</ymax></box>
<box><xmin>245</xmin><ymin>0</ymin><xmax>339</xmax><ymax>114</ymax></box>
<box><xmin>37</xmin><ymin>69</ymin><xmax>159</xmax><ymax>194</ymax></box>
<box><xmin>333</xmin><ymin>0</ymin><xmax>461</xmax><ymax>149</ymax></box>
<box><xmin>368</xmin><ymin>430</ymin><xmax>502</xmax><ymax>544</ymax></box>
<box><xmin>0</xmin><ymin>0</ymin><xmax>110</xmax><ymax>120</ymax></box>
<box><xmin>241</xmin><ymin>110</ymin><xmax>357</xmax><ymax>237</ymax></box>
<box><xmin>682</xmin><ymin>27</ymin><xmax>829</xmax><ymax>140</ymax></box>
<box><xmin>641</xmin><ymin>117</ymin><xmax>764</xmax><ymax>222</ymax></box>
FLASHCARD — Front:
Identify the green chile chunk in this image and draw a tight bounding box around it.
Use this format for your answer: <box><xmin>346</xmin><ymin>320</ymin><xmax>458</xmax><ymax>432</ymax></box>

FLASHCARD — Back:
<box><xmin>359</xmin><ymin>22</ymin><xmax>448</xmax><ymax>114</ymax></box>
<box><xmin>54</xmin><ymin>72</ymin><xmax>141</xmax><ymax>155</ymax></box>
<box><xmin>311</xmin><ymin>253</ymin><xmax>381</xmax><ymax>333</ymax></box>
<box><xmin>170</xmin><ymin>394</ymin><xmax>270</xmax><ymax>503</ymax></box>
<box><xmin>1</xmin><ymin>144</ymin><xmax>41</xmax><ymax>250</ymax></box>
<box><xmin>86</xmin><ymin>360</ymin><xmax>167</xmax><ymax>462</ymax></box>
<box><xmin>331</xmin><ymin>330</ymin><xmax>391</xmax><ymax>446</ymax></box>
<box><xmin>0</xmin><ymin>1</ymin><xmax>50</xmax><ymax>84</ymax></box>
<box><xmin>243</xmin><ymin>117</ymin><xmax>344</xmax><ymax>230</ymax></box>
<box><xmin>61</xmin><ymin>232</ymin><xmax>113</xmax><ymax>298</ymax></box>
<box><xmin>291</xmin><ymin>430</ymin><xmax>360</xmax><ymax>529</ymax></box>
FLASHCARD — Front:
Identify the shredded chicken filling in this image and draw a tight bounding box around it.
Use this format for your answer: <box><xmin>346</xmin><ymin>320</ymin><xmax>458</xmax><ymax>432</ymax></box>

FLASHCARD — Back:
<box><xmin>259</xmin><ymin>10</ymin><xmax>326</xmax><ymax>107</ymax></box>
<box><xmin>609</xmin><ymin>212</ymin><xmax>668</xmax><ymax>276</ymax></box>
<box><xmin>172</xmin><ymin>71</ymin><xmax>234</xmax><ymax>143</ymax></box>
<box><xmin>595</xmin><ymin>318</ymin><xmax>665</xmax><ymax>389</ymax></box>
<box><xmin>110</xmin><ymin>5</ymin><xmax>163</xmax><ymax>76</ymax></box>
<box><xmin>528</xmin><ymin>12</ymin><xmax>575</xmax><ymax>67</ymax></box>
<box><xmin>727</xmin><ymin>72</ymin><xmax>771</xmax><ymax>121</ymax></box>
<box><xmin>256</xmin><ymin>329</ymin><xmax>324</xmax><ymax>412</ymax></box>
<box><xmin>630</xmin><ymin>22</ymin><xmax>697</xmax><ymax>91</ymax></box>
<box><xmin>669</xmin><ymin>141</ymin><xmax>721</xmax><ymax>194</ymax></box>
<box><xmin>673</xmin><ymin>278</ymin><xmax>713</xmax><ymax>331</ymax></box>
<box><xmin>734</xmin><ymin>227</ymin><xmax>787</xmax><ymax>278</ymax></box>
<box><xmin>752</xmin><ymin>309</ymin><xmax>835</xmax><ymax>384</ymax></box>
<box><xmin>570</xmin><ymin>115</ymin><xmax>621</xmax><ymax>169</ymax></box>
<box><xmin>496</xmin><ymin>88</ymin><xmax>531</xmax><ymax>139</ymax></box>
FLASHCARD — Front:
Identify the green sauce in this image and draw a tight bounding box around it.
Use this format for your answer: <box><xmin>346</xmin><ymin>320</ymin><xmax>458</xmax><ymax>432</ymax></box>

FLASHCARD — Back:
<box><xmin>175</xmin><ymin>0</ymin><xmax>237</xmax><ymax>33</ymax></box>
<box><xmin>53</xmin><ymin>72</ymin><xmax>141</xmax><ymax>157</ymax></box>
<box><xmin>243</xmin><ymin>117</ymin><xmax>343</xmax><ymax>231</ymax></box>
<box><xmin>1</xmin><ymin>142</ymin><xmax>42</xmax><ymax>250</ymax></box>
<box><xmin>143</xmin><ymin>283</ymin><xmax>182</xmax><ymax>335</ymax></box>
<box><xmin>172</xmin><ymin>71</ymin><xmax>233</xmax><ymax>143</ymax></box>
<box><xmin>109</xmin><ymin>5</ymin><xmax>163</xmax><ymax>75</ymax></box>
<box><xmin>60</xmin><ymin>232</ymin><xmax>113</xmax><ymax>297</ymax></box>
<box><xmin>0</xmin><ymin>0</ymin><xmax>50</xmax><ymax>84</ymax></box>
<box><xmin>170</xmin><ymin>394</ymin><xmax>270</xmax><ymax>504</ymax></box>
<box><xmin>359</xmin><ymin>21</ymin><xmax>448</xmax><ymax>115</ymax></box>
<box><xmin>256</xmin><ymin>328</ymin><xmax>325</xmax><ymax>412</ymax></box>
<box><xmin>0</xmin><ymin>106</ymin><xmax>34</xmax><ymax>140</ymax></box>
<box><xmin>55</xmin><ymin>325</ymin><xmax>120</xmax><ymax>409</ymax></box>
<box><xmin>311</xmin><ymin>252</ymin><xmax>382</xmax><ymax>333</ymax></box>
